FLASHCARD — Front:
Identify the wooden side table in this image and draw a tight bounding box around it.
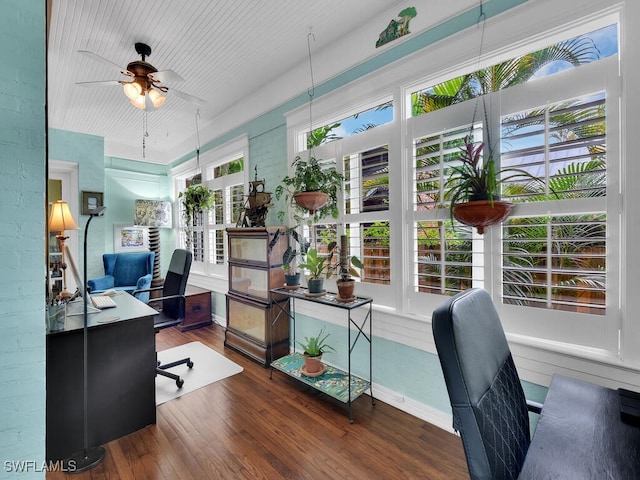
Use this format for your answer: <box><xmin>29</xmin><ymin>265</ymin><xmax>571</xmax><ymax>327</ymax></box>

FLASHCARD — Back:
<box><xmin>180</xmin><ymin>285</ymin><xmax>213</xmax><ymax>331</ymax></box>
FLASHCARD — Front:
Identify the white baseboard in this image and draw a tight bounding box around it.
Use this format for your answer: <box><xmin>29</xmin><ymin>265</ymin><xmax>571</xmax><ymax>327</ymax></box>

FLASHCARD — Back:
<box><xmin>368</xmin><ymin>382</ymin><xmax>456</xmax><ymax>435</ymax></box>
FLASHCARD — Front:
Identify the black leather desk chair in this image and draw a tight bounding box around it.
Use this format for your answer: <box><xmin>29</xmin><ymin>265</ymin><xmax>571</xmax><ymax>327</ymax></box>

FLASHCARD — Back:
<box><xmin>135</xmin><ymin>249</ymin><xmax>193</xmax><ymax>388</ymax></box>
<box><xmin>432</xmin><ymin>288</ymin><xmax>542</xmax><ymax>480</ymax></box>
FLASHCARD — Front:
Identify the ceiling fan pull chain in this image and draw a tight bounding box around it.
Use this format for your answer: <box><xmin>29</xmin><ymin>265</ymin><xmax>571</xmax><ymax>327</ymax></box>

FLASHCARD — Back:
<box><xmin>142</xmin><ymin>110</ymin><xmax>149</xmax><ymax>158</ymax></box>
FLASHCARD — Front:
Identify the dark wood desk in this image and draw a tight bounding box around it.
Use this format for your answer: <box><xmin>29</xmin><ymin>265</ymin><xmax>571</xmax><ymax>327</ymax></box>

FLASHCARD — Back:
<box><xmin>46</xmin><ymin>293</ymin><xmax>159</xmax><ymax>461</ymax></box>
<box><xmin>519</xmin><ymin>375</ymin><xmax>640</xmax><ymax>479</ymax></box>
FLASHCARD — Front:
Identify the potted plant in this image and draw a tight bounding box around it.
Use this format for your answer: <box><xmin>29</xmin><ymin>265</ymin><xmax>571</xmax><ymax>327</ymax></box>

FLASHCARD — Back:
<box><xmin>325</xmin><ymin>235</ymin><xmax>364</xmax><ymax>302</ymax></box>
<box><xmin>281</xmin><ymin>229</ymin><xmax>310</xmax><ymax>289</ymax></box>
<box><xmin>445</xmin><ymin>136</ymin><xmax>544</xmax><ymax>234</ymax></box>
<box><xmin>296</xmin><ymin>326</ymin><xmax>336</xmax><ymax>375</ymax></box>
<box><xmin>275</xmin><ymin>124</ymin><xmax>344</xmax><ymax>225</ymax></box>
<box><xmin>297</xmin><ymin>248</ymin><xmax>330</xmax><ymax>294</ymax></box>
<box><xmin>178</xmin><ymin>183</ymin><xmax>216</xmax><ymax>252</ymax></box>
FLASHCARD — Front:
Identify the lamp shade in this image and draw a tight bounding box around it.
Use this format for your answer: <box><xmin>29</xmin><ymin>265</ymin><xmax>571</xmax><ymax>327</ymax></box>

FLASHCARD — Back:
<box><xmin>123</xmin><ymin>81</ymin><xmax>143</xmax><ymax>100</ymax></box>
<box><xmin>148</xmin><ymin>88</ymin><xmax>166</xmax><ymax>108</ymax></box>
<box><xmin>49</xmin><ymin>200</ymin><xmax>80</xmax><ymax>232</ymax></box>
<box><xmin>134</xmin><ymin>200</ymin><xmax>172</xmax><ymax>228</ymax></box>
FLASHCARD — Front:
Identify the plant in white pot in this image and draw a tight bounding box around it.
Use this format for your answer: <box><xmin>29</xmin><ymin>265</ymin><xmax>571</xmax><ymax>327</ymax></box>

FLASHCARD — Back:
<box><xmin>296</xmin><ymin>326</ymin><xmax>336</xmax><ymax>376</ymax></box>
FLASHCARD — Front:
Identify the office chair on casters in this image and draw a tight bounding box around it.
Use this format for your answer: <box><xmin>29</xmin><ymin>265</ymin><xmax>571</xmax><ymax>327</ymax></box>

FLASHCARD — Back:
<box><xmin>135</xmin><ymin>249</ymin><xmax>194</xmax><ymax>388</ymax></box>
<box><xmin>431</xmin><ymin>288</ymin><xmax>542</xmax><ymax>480</ymax></box>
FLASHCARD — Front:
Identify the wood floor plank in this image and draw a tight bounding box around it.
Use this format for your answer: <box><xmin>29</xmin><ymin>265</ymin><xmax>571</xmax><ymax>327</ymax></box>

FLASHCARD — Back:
<box><xmin>46</xmin><ymin>322</ymin><xmax>468</xmax><ymax>479</ymax></box>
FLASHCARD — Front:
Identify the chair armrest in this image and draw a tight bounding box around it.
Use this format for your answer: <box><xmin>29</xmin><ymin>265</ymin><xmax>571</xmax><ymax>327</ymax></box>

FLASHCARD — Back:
<box><xmin>132</xmin><ymin>285</ymin><xmax>164</xmax><ymax>296</ymax></box>
<box><xmin>147</xmin><ymin>294</ymin><xmax>185</xmax><ymax>308</ymax></box>
<box><xmin>88</xmin><ymin>275</ymin><xmax>115</xmax><ymax>293</ymax></box>
<box><xmin>527</xmin><ymin>399</ymin><xmax>543</xmax><ymax>415</ymax></box>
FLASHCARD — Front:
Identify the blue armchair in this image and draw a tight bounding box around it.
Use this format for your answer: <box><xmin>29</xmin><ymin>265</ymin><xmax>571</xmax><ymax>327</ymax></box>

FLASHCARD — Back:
<box><xmin>88</xmin><ymin>252</ymin><xmax>155</xmax><ymax>302</ymax></box>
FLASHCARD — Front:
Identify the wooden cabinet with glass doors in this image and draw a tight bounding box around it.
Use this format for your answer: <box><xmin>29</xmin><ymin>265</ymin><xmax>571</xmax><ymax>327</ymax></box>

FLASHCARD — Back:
<box><xmin>224</xmin><ymin>227</ymin><xmax>290</xmax><ymax>366</ymax></box>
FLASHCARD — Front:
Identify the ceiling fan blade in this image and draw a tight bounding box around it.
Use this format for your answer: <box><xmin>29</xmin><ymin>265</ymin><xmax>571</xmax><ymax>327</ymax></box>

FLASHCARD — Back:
<box><xmin>78</xmin><ymin>50</ymin><xmax>125</xmax><ymax>72</ymax></box>
<box><xmin>149</xmin><ymin>69</ymin><xmax>184</xmax><ymax>84</ymax></box>
<box><xmin>76</xmin><ymin>80</ymin><xmax>121</xmax><ymax>87</ymax></box>
<box><xmin>169</xmin><ymin>87</ymin><xmax>207</xmax><ymax>106</ymax></box>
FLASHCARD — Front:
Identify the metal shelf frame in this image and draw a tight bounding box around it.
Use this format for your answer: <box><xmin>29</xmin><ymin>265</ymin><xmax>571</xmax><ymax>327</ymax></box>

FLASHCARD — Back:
<box><xmin>269</xmin><ymin>286</ymin><xmax>375</xmax><ymax>423</ymax></box>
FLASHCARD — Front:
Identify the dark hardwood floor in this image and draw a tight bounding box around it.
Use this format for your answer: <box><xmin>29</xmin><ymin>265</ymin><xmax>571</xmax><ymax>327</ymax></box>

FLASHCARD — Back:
<box><xmin>47</xmin><ymin>323</ymin><xmax>469</xmax><ymax>479</ymax></box>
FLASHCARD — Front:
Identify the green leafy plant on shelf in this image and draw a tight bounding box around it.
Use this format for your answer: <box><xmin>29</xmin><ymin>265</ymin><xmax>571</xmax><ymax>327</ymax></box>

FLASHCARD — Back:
<box><xmin>296</xmin><ymin>327</ymin><xmax>336</xmax><ymax>357</ymax></box>
<box><xmin>296</xmin><ymin>248</ymin><xmax>329</xmax><ymax>280</ymax></box>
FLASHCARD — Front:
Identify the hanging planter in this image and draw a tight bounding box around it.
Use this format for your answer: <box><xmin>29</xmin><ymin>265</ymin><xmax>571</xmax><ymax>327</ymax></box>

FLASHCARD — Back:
<box><xmin>178</xmin><ymin>183</ymin><xmax>215</xmax><ymax>253</ymax></box>
<box><xmin>453</xmin><ymin>199</ymin><xmax>513</xmax><ymax>234</ymax></box>
<box><xmin>275</xmin><ymin>154</ymin><xmax>343</xmax><ymax>225</ymax></box>
<box><xmin>293</xmin><ymin>191</ymin><xmax>329</xmax><ymax>214</ymax></box>
<box><xmin>445</xmin><ymin>137</ymin><xmax>543</xmax><ymax>235</ymax></box>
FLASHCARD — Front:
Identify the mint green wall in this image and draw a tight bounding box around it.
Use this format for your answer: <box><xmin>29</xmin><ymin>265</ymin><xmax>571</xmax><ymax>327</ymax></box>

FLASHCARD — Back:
<box><xmin>49</xmin><ymin>128</ymin><xmax>107</xmax><ymax>279</ymax></box>
<box><xmin>0</xmin><ymin>1</ymin><xmax>46</xmax><ymax>477</ymax></box>
<box><xmin>104</xmin><ymin>168</ymin><xmax>173</xmax><ymax>274</ymax></box>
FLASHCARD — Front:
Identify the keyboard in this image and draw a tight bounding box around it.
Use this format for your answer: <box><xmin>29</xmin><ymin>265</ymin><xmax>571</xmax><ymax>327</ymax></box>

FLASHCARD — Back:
<box><xmin>91</xmin><ymin>295</ymin><xmax>117</xmax><ymax>309</ymax></box>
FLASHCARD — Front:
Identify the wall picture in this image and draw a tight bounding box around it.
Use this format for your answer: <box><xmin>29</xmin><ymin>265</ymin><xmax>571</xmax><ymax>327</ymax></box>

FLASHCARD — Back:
<box><xmin>114</xmin><ymin>225</ymin><xmax>149</xmax><ymax>252</ymax></box>
<box><xmin>81</xmin><ymin>191</ymin><xmax>104</xmax><ymax>215</ymax></box>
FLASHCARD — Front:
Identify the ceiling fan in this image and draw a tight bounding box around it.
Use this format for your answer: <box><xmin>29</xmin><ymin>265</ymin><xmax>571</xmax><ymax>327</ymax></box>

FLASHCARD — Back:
<box><xmin>77</xmin><ymin>42</ymin><xmax>205</xmax><ymax>110</ymax></box>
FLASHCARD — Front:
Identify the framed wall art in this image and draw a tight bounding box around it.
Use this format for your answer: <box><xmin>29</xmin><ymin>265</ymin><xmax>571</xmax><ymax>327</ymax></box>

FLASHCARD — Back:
<box><xmin>113</xmin><ymin>225</ymin><xmax>149</xmax><ymax>253</ymax></box>
<box><xmin>81</xmin><ymin>191</ymin><xmax>104</xmax><ymax>215</ymax></box>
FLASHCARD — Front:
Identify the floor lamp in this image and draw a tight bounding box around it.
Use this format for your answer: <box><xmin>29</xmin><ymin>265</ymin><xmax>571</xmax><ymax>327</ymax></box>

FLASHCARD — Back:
<box><xmin>66</xmin><ymin>205</ymin><xmax>107</xmax><ymax>473</ymax></box>
<box><xmin>48</xmin><ymin>200</ymin><xmax>80</xmax><ymax>301</ymax></box>
<box><xmin>134</xmin><ymin>199</ymin><xmax>172</xmax><ymax>287</ymax></box>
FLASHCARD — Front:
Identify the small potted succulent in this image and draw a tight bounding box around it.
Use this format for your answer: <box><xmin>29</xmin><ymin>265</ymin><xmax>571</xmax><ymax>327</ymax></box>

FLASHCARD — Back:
<box><xmin>296</xmin><ymin>326</ymin><xmax>336</xmax><ymax>375</ymax></box>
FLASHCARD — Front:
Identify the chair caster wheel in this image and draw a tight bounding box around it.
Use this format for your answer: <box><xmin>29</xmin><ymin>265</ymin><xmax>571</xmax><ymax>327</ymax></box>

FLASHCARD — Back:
<box><xmin>187</xmin><ymin>360</ymin><xmax>194</xmax><ymax>369</ymax></box>
<box><xmin>176</xmin><ymin>379</ymin><xmax>184</xmax><ymax>388</ymax></box>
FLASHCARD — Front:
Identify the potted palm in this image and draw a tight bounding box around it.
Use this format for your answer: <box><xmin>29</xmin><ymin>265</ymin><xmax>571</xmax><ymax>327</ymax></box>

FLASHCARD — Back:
<box><xmin>296</xmin><ymin>326</ymin><xmax>336</xmax><ymax>376</ymax></box>
<box><xmin>445</xmin><ymin>137</ymin><xmax>543</xmax><ymax>234</ymax></box>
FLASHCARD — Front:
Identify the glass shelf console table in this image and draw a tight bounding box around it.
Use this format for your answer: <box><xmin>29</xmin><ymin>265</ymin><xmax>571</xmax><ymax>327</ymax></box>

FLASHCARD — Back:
<box><xmin>269</xmin><ymin>286</ymin><xmax>375</xmax><ymax>423</ymax></box>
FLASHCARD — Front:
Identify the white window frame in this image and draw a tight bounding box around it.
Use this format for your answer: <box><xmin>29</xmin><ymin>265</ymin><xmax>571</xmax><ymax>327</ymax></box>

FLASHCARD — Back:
<box><xmin>171</xmin><ymin>135</ymin><xmax>249</xmax><ymax>279</ymax></box>
<box><xmin>284</xmin><ymin>4</ymin><xmax>637</xmax><ymax>385</ymax></box>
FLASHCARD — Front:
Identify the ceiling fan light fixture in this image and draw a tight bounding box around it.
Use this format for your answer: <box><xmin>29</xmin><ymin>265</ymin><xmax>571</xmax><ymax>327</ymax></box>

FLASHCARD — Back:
<box><xmin>123</xmin><ymin>81</ymin><xmax>142</xmax><ymax>100</ymax></box>
<box><xmin>130</xmin><ymin>95</ymin><xmax>146</xmax><ymax>110</ymax></box>
<box><xmin>148</xmin><ymin>88</ymin><xmax>166</xmax><ymax>108</ymax></box>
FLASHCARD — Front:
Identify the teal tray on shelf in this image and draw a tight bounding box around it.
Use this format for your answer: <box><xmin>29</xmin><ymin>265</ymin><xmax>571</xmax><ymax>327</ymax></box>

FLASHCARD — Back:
<box><xmin>271</xmin><ymin>353</ymin><xmax>370</xmax><ymax>403</ymax></box>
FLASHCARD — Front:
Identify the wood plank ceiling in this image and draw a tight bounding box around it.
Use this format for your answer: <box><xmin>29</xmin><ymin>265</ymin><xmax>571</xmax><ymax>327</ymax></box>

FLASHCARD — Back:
<box><xmin>47</xmin><ymin>0</ymin><xmax>476</xmax><ymax>164</ymax></box>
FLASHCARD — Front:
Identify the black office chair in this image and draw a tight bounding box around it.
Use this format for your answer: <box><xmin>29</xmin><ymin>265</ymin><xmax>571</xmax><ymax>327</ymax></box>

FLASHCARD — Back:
<box><xmin>431</xmin><ymin>288</ymin><xmax>542</xmax><ymax>480</ymax></box>
<box><xmin>135</xmin><ymin>249</ymin><xmax>194</xmax><ymax>388</ymax></box>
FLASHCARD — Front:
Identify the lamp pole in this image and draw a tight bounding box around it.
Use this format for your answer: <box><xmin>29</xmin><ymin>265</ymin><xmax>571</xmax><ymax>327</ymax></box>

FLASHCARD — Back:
<box><xmin>66</xmin><ymin>206</ymin><xmax>107</xmax><ymax>473</ymax></box>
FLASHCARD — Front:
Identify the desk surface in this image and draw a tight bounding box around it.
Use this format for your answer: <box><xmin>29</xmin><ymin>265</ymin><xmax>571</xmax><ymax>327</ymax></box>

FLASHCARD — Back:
<box><xmin>519</xmin><ymin>375</ymin><xmax>640</xmax><ymax>479</ymax></box>
<box><xmin>48</xmin><ymin>292</ymin><xmax>159</xmax><ymax>334</ymax></box>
